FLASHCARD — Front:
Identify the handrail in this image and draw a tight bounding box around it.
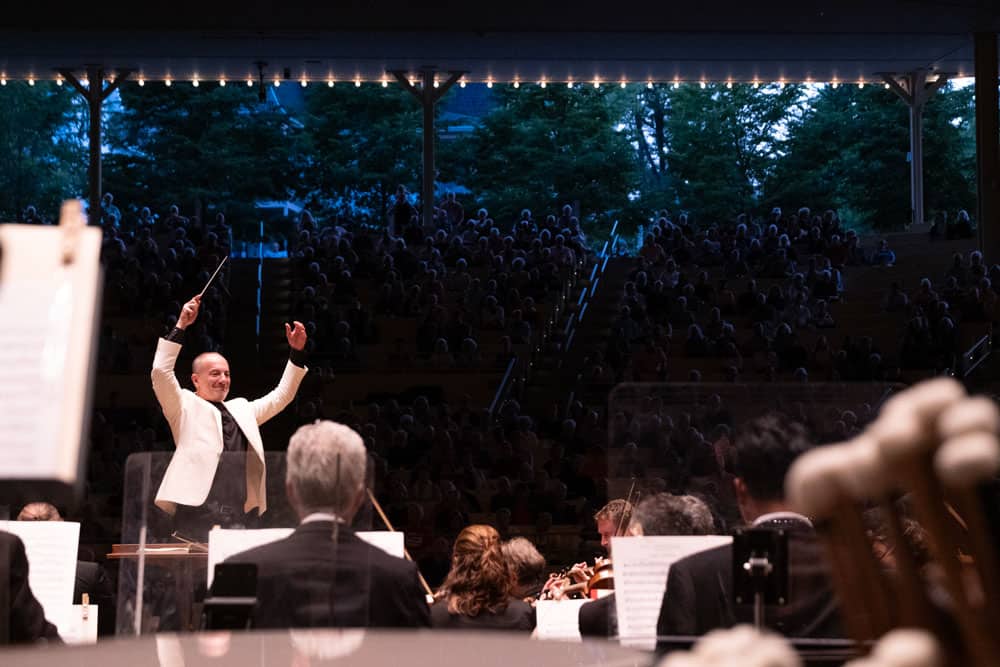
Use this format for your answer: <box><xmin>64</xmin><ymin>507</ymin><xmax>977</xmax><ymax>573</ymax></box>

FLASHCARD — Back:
<box><xmin>488</xmin><ymin>355</ymin><xmax>518</xmax><ymax>421</ymax></box>
<box><xmin>958</xmin><ymin>333</ymin><xmax>991</xmax><ymax>377</ymax></box>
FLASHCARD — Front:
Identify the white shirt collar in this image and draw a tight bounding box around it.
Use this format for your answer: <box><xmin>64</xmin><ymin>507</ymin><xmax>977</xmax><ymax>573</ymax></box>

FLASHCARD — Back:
<box><xmin>752</xmin><ymin>511</ymin><xmax>813</xmax><ymax>529</ymax></box>
<box><xmin>301</xmin><ymin>512</ymin><xmax>346</xmax><ymax>525</ymax></box>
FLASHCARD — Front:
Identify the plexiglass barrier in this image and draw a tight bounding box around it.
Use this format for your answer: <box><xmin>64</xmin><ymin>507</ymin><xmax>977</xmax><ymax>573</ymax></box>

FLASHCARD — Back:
<box><xmin>115</xmin><ymin>452</ymin><xmax>378</xmax><ymax>636</ymax></box>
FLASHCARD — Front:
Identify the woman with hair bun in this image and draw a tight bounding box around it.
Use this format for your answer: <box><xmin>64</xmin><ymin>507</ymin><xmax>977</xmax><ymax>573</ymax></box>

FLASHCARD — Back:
<box><xmin>430</xmin><ymin>525</ymin><xmax>535</xmax><ymax>631</ymax></box>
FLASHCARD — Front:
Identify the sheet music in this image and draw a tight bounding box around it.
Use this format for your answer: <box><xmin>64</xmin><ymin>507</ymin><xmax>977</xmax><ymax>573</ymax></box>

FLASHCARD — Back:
<box><xmin>0</xmin><ymin>282</ymin><xmax>68</xmax><ymax>472</ymax></box>
<box><xmin>612</xmin><ymin>535</ymin><xmax>731</xmax><ymax>650</ymax></box>
<box><xmin>208</xmin><ymin>528</ymin><xmax>405</xmax><ymax>587</ymax></box>
<box><xmin>0</xmin><ymin>221</ymin><xmax>102</xmax><ymax>495</ymax></box>
<box><xmin>535</xmin><ymin>599</ymin><xmax>587</xmax><ymax>641</ymax></box>
<box><xmin>61</xmin><ymin>604</ymin><xmax>99</xmax><ymax>645</ymax></box>
<box><xmin>0</xmin><ymin>520</ymin><xmax>80</xmax><ymax>634</ymax></box>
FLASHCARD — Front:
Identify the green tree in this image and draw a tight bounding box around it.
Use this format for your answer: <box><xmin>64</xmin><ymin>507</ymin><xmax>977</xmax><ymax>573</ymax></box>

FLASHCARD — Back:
<box><xmin>663</xmin><ymin>83</ymin><xmax>802</xmax><ymax>224</ymax></box>
<box><xmin>766</xmin><ymin>85</ymin><xmax>911</xmax><ymax>230</ymax></box>
<box><xmin>922</xmin><ymin>83</ymin><xmax>977</xmax><ymax>219</ymax></box>
<box><xmin>0</xmin><ymin>82</ymin><xmax>86</xmax><ymax>221</ymax></box>
<box><xmin>466</xmin><ymin>85</ymin><xmax>639</xmax><ymax>228</ymax></box>
<box><xmin>300</xmin><ymin>83</ymin><xmax>421</xmax><ymax>223</ymax></box>
<box><xmin>104</xmin><ymin>81</ymin><xmax>307</xmax><ymax>234</ymax></box>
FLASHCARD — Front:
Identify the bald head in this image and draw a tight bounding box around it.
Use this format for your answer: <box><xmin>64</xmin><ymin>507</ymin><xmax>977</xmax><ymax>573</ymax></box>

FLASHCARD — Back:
<box><xmin>191</xmin><ymin>352</ymin><xmax>230</xmax><ymax>402</ymax></box>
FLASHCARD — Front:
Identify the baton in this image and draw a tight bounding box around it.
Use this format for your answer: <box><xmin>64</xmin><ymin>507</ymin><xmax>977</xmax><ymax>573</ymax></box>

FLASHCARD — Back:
<box><xmin>199</xmin><ymin>255</ymin><xmax>229</xmax><ymax>297</ymax></box>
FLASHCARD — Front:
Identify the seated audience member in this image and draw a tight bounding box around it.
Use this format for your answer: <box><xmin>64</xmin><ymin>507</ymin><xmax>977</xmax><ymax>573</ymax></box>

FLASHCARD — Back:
<box><xmin>430</xmin><ymin>525</ymin><xmax>534</xmax><ymax>631</ymax></box>
<box><xmin>0</xmin><ymin>531</ymin><xmax>60</xmax><ymax>644</ymax></box>
<box><xmin>501</xmin><ymin>537</ymin><xmax>547</xmax><ymax>601</ymax></box>
<box><xmin>871</xmin><ymin>240</ymin><xmax>896</xmax><ymax>267</ymax></box>
<box><xmin>222</xmin><ymin>421</ymin><xmax>430</xmax><ymax>629</ymax></box>
<box><xmin>580</xmin><ymin>493</ymin><xmax>715</xmax><ymax>638</ymax></box>
<box><xmin>656</xmin><ymin>414</ymin><xmax>841</xmax><ymax>647</ymax></box>
<box><xmin>17</xmin><ymin>502</ymin><xmax>115</xmax><ymax>618</ymax></box>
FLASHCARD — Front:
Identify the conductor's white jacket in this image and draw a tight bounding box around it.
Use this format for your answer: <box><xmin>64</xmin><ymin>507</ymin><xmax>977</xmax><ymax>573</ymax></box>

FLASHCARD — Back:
<box><xmin>150</xmin><ymin>338</ymin><xmax>307</xmax><ymax>515</ymax></box>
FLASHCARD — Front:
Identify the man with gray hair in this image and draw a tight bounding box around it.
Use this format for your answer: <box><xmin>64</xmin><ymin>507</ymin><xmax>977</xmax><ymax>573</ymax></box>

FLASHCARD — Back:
<box><xmin>223</xmin><ymin>421</ymin><xmax>430</xmax><ymax>629</ymax></box>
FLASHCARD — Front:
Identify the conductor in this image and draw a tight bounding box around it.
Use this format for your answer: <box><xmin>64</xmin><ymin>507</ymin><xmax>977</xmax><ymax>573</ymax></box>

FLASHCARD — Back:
<box><xmin>151</xmin><ymin>294</ymin><xmax>309</xmax><ymax>538</ymax></box>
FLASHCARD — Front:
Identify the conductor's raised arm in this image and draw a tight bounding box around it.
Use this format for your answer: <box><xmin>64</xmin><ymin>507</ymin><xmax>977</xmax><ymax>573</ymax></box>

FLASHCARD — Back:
<box><xmin>249</xmin><ymin>321</ymin><xmax>309</xmax><ymax>425</ymax></box>
<box><xmin>151</xmin><ymin>294</ymin><xmax>201</xmax><ymax>424</ymax></box>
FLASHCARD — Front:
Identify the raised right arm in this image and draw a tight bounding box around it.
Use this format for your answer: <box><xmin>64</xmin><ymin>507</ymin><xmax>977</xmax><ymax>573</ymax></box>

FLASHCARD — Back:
<box><xmin>151</xmin><ymin>295</ymin><xmax>200</xmax><ymax>425</ymax></box>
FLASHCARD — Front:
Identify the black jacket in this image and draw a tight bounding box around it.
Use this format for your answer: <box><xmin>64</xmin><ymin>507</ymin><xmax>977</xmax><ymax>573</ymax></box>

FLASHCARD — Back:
<box><xmin>224</xmin><ymin>521</ymin><xmax>431</xmax><ymax>629</ymax></box>
<box><xmin>430</xmin><ymin>597</ymin><xmax>535</xmax><ymax>631</ymax></box>
<box><xmin>656</xmin><ymin>524</ymin><xmax>841</xmax><ymax>650</ymax></box>
<box><xmin>579</xmin><ymin>593</ymin><xmax>616</xmax><ymax>638</ymax></box>
<box><xmin>0</xmin><ymin>531</ymin><xmax>61</xmax><ymax>645</ymax></box>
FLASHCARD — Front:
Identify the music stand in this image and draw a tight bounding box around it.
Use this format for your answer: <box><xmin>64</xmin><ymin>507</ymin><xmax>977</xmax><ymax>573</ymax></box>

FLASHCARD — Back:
<box><xmin>732</xmin><ymin>528</ymin><xmax>789</xmax><ymax>629</ymax></box>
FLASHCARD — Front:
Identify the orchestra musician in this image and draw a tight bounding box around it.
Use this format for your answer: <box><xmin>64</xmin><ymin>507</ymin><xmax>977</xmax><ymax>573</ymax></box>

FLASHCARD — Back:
<box><xmin>151</xmin><ymin>294</ymin><xmax>309</xmax><ymax>539</ymax></box>
<box><xmin>578</xmin><ymin>493</ymin><xmax>716</xmax><ymax>638</ymax></box>
<box><xmin>540</xmin><ymin>498</ymin><xmax>634</xmax><ymax>600</ymax></box>
<box><xmin>502</xmin><ymin>537</ymin><xmax>548</xmax><ymax>601</ymax></box>
<box><xmin>431</xmin><ymin>525</ymin><xmax>535</xmax><ymax>631</ymax></box>
<box><xmin>221</xmin><ymin>420</ymin><xmax>431</xmax><ymax>629</ymax></box>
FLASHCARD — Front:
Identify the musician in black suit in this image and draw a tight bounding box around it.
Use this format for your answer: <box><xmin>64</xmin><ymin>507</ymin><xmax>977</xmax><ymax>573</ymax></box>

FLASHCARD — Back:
<box><xmin>656</xmin><ymin>414</ymin><xmax>841</xmax><ymax>650</ymax></box>
<box><xmin>0</xmin><ymin>531</ymin><xmax>60</xmax><ymax>645</ymax></box>
<box><xmin>579</xmin><ymin>493</ymin><xmax>716</xmax><ymax>638</ymax></box>
<box><xmin>223</xmin><ymin>421</ymin><xmax>430</xmax><ymax>629</ymax></box>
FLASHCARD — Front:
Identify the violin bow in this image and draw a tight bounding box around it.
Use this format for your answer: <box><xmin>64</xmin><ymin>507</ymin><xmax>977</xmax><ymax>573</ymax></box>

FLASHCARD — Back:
<box><xmin>367</xmin><ymin>488</ymin><xmax>435</xmax><ymax>598</ymax></box>
<box><xmin>615</xmin><ymin>480</ymin><xmax>638</xmax><ymax>537</ymax></box>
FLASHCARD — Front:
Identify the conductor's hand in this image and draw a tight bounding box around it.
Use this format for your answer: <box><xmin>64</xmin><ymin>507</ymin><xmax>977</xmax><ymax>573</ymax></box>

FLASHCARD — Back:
<box><xmin>177</xmin><ymin>295</ymin><xmax>201</xmax><ymax>330</ymax></box>
<box><xmin>286</xmin><ymin>321</ymin><xmax>307</xmax><ymax>351</ymax></box>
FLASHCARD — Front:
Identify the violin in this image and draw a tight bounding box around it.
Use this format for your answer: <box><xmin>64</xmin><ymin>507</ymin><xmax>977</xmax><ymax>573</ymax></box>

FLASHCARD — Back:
<box><xmin>538</xmin><ymin>482</ymin><xmax>638</xmax><ymax>601</ymax></box>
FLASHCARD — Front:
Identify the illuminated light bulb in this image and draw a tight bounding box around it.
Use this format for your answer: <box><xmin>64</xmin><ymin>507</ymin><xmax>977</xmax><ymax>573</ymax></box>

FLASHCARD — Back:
<box><xmin>381</xmin><ymin>78</ymin><xmax>388</xmax><ymax>88</ymax></box>
<box><xmin>274</xmin><ymin>78</ymin><xmax>281</xmax><ymax>87</ymax></box>
<box><xmin>164</xmin><ymin>77</ymin><xmax>172</xmax><ymax>87</ymax></box>
<box><xmin>699</xmin><ymin>81</ymin><xmax>706</xmax><ymax>89</ymax></box>
<box><xmin>539</xmin><ymin>79</ymin><xmax>547</xmax><ymax>88</ymax></box>
<box><xmin>831</xmin><ymin>81</ymin><xmax>839</xmax><ymax>88</ymax></box>
<box><xmin>354</xmin><ymin>78</ymin><xmax>361</xmax><ymax>87</ymax></box>
<box><xmin>726</xmin><ymin>81</ymin><xmax>733</xmax><ymax>88</ymax></box>
<box><xmin>620</xmin><ymin>80</ymin><xmax>627</xmax><ymax>89</ymax></box>
<box><xmin>219</xmin><ymin>78</ymin><xmax>226</xmax><ymax>87</ymax></box>
<box><xmin>753</xmin><ymin>80</ymin><xmax>760</xmax><ymax>88</ymax></box>
<box><xmin>672</xmin><ymin>81</ymin><xmax>679</xmax><ymax>89</ymax></box>
<box><xmin>56</xmin><ymin>77</ymin><xmax>64</xmax><ymax>86</ymax></box>
<box><xmin>327</xmin><ymin>78</ymin><xmax>334</xmax><ymax>87</ymax></box>
<box><xmin>301</xmin><ymin>78</ymin><xmax>307</xmax><ymax>87</ymax></box>
<box><xmin>567</xmin><ymin>80</ymin><xmax>573</xmax><ymax>89</ymax></box>
<box><xmin>486</xmin><ymin>79</ymin><xmax>493</xmax><ymax>88</ymax></box>
<box><xmin>884</xmin><ymin>82</ymin><xmax>890</xmax><ymax>89</ymax></box>
<box><xmin>859</xmin><ymin>80</ymin><xmax>865</xmax><ymax>88</ymax></box>
<box><xmin>28</xmin><ymin>77</ymin><xmax>35</xmax><ymax>86</ymax></box>
<box><xmin>513</xmin><ymin>80</ymin><xmax>520</xmax><ymax>88</ymax></box>
<box><xmin>408</xmin><ymin>78</ymin><xmax>416</xmax><ymax>86</ymax></box>
<box><xmin>433</xmin><ymin>80</ymin><xmax>439</xmax><ymax>88</ymax></box>
<box><xmin>648</xmin><ymin>81</ymin><xmax>655</xmax><ymax>89</ymax></box>
<box><xmin>593</xmin><ymin>78</ymin><xmax>600</xmax><ymax>89</ymax></box>
<box><xmin>459</xmin><ymin>79</ymin><xmax>466</xmax><ymax>88</ymax></box>
<box><xmin>778</xmin><ymin>81</ymin><xmax>785</xmax><ymax>88</ymax></box>
<box><xmin>2</xmin><ymin>77</ymin><xmax>8</xmax><ymax>86</ymax></box>
<box><xmin>247</xmin><ymin>77</ymin><xmax>254</xmax><ymax>87</ymax></box>
<box><xmin>192</xmin><ymin>78</ymin><xmax>199</xmax><ymax>87</ymax></box>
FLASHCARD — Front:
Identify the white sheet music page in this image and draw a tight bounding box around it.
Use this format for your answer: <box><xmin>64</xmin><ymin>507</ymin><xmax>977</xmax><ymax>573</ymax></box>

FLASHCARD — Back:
<box><xmin>0</xmin><ymin>520</ymin><xmax>80</xmax><ymax>634</ymax></box>
<box><xmin>612</xmin><ymin>535</ymin><xmax>731</xmax><ymax>650</ymax></box>
<box><xmin>535</xmin><ymin>599</ymin><xmax>587</xmax><ymax>641</ymax></box>
<box><xmin>208</xmin><ymin>528</ymin><xmax>405</xmax><ymax>587</ymax></box>
<box><xmin>0</xmin><ymin>221</ymin><xmax>102</xmax><ymax>490</ymax></box>
<box><xmin>0</xmin><ymin>281</ymin><xmax>69</xmax><ymax>474</ymax></box>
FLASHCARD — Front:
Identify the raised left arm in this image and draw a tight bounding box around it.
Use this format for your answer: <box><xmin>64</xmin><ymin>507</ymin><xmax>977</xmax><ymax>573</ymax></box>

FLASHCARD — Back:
<box><xmin>249</xmin><ymin>322</ymin><xmax>309</xmax><ymax>425</ymax></box>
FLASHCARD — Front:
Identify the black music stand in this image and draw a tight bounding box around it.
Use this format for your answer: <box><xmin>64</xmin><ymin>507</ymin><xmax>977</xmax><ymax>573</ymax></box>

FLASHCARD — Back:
<box><xmin>732</xmin><ymin>528</ymin><xmax>789</xmax><ymax>629</ymax></box>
